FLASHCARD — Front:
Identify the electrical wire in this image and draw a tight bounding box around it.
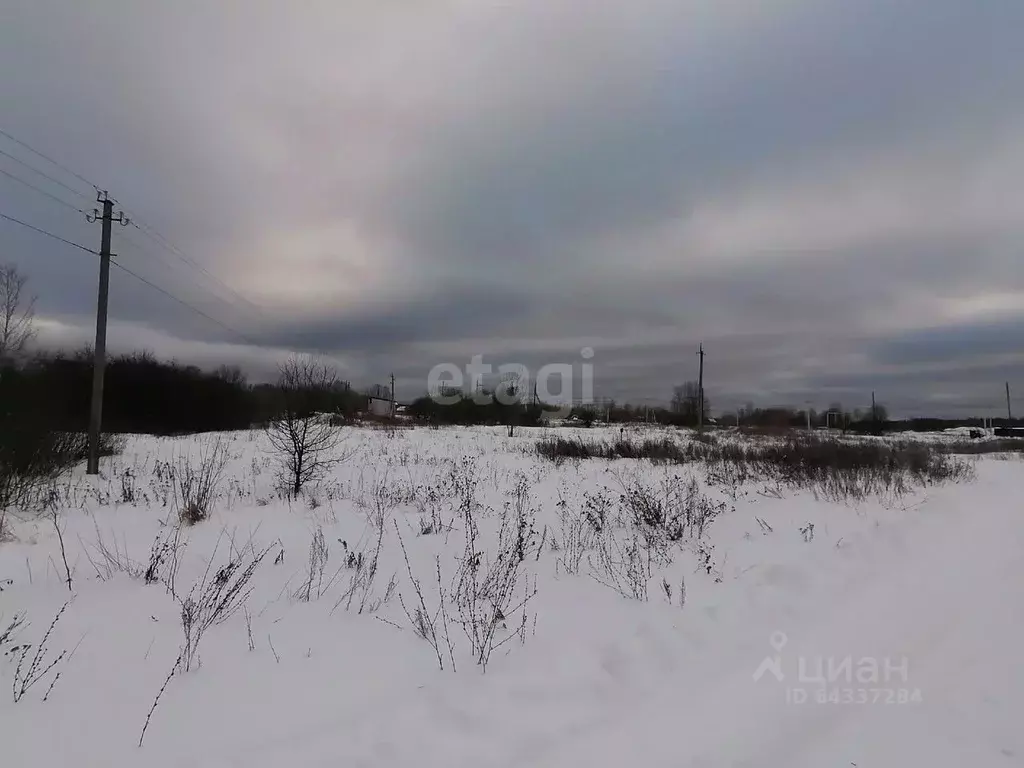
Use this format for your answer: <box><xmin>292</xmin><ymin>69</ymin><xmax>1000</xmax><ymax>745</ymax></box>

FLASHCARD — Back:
<box><xmin>1</xmin><ymin>207</ymin><xmax>257</xmax><ymax>344</ymax></box>
<box><xmin>108</xmin><ymin>256</ymin><xmax>258</xmax><ymax>346</ymax></box>
<box><xmin>116</xmin><ymin>227</ymin><xmax>269</xmax><ymax>334</ymax></box>
<box><xmin>0</xmin><ymin>167</ymin><xmax>88</xmax><ymax>215</ymax></box>
<box><xmin>0</xmin><ymin>127</ymin><xmax>268</xmax><ymax>327</ymax></box>
<box><xmin>0</xmin><ymin>210</ymin><xmax>97</xmax><ymax>254</ymax></box>
<box><xmin>127</xmin><ymin>218</ymin><xmax>266</xmax><ymax>318</ymax></box>
<box><xmin>0</xmin><ymin>146</ymin><xmax>95</xmax><ymax>202</ymax></box>
<box><xmin>0</xmin><ymin>126</ymin><xmax>101</xmax><ymax>193</ymax></box>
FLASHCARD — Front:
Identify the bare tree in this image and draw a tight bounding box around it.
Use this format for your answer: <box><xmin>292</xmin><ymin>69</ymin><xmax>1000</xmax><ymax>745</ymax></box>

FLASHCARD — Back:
<box><xmin>265</xmin><ymin>355</ymin><xmax>349</xmax><ymax>495</ymax></box>
<box><xmin>213</xmin><ymin>364</ymin><xmax>247</xmax><ymax>387</ymax></box>
<box><xmin>0</xmin><ymin>264</ymin><xmax>36</xmax><ymax>364</ymax></box>
<box><xmin>671</xmin><ymin>381</ymin><xmax>709</xmax><ymax>421</ymax></box>
<box><xmin>496</xmin><ymin>373</ymin><xmax>523</xmax><ymax>437</ymax></box>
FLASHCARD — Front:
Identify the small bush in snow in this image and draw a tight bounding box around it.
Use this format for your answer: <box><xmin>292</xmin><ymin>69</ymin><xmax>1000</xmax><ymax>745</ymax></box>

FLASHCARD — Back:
<box><xmin>265</xmin><ymin>355</ymin><xmax>354</xmax><ymax>496</ymax></box>
<box><xmin>10</xmin><ymin>601</ymin><xmax>71</xmax><ymax>704</ymax></box>
<box><xmin>144</xmin><ymin>525</ymin><xmax>187</xmax><ymax>599</ymax></box>
<box><xmin>450</xmin><ymin>500</ymin><xmax>538</xmax><ymax>671</ymax></box>
<box><xmin>588</xmin><ymin>531</ymin><xmax>652</xmax><ymax>602</ymax></box>
<box><xmin>174</xmin><ymin>438</ymin><xmax>229</xmax><ymax>526</ymax></box>
<box><xmin>178</xmin><ymin>540</ymin><xmax>274</xmax><ymax>673</ymax></box>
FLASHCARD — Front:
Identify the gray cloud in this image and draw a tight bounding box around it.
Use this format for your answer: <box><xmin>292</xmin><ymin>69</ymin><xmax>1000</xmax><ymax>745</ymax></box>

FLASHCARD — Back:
<box><xmin>2</xmin><ymin>0</ymin><xmax>1024</xmax><ymax>417</ymax></box>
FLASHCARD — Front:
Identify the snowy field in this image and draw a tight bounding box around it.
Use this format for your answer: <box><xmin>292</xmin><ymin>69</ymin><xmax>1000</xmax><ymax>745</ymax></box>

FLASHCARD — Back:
<box><xmin>2</xmin><ymin>424</ymin><xmax>1023</xmax><ymax>767</ymax></box>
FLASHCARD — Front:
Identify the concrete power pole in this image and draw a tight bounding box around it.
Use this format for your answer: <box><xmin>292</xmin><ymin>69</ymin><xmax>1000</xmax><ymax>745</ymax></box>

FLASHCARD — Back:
<box><xmin>1007</xmin><ymin>382</ymin><xmax>1013</xmax><ymax>421</ymax></box>
<box><xmin>390</xmin><ymin>372</ymin><xmax>396</xmax><ymax>419</ymax></box>
<box><xmin>697</xmin><ymin>343</ymin><xmax>705</xmax><ymax>434</ymax></box>
<box><xmin>86</xmin><ymin>192</ymin><xmax>128</xmax><ymax>475</ymax></box>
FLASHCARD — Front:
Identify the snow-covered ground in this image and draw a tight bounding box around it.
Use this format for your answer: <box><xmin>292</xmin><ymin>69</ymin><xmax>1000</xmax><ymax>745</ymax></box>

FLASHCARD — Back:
<box><xmin>2</xmin><ymin>425</ymin><xmax>1022</xmax><ymax>767</ymax></box>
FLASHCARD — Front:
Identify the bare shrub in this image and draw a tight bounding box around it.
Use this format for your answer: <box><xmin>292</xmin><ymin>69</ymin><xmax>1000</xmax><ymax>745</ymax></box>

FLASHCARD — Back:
<box><xmin>395</xmin><ymin>523</ymin><xmax>454</xmax><ymax>672</ymax></box>
<box><xmin>11</xmin><ymin>601</ymin><xmax>71</xmax><ymax>703</ymax></box>
<box><xmin>450</xmin><ymin>500</ymin><xmax>538</xmax><ymax>671</ymax></box>
<box><xmin>178</xmin><ymin>540</ymin><xmax>273</xmax><ymax>673</ymax></box>
<box><xmin>145</xmin><ymin>525</ymin><xmax>187</xmax><ymax>598</ymax></box>
<box><xmin>358</xmin><ymin>469</ymin><xmax>402</xmax><ymax>529</ymax></box>
<box><xmin>588</xmin><ymin>530</ymin><xmax>652</xmax><ymax>601</ymax></box>
<box><xmin>506</xmin><ymin>473</ymin><xmax>540</xmax><ymax>562</ymax></box>
<box><xmin>265</xmin><ymin>355</ymin><xmax>353</xmax><ymax>496</ymax></box>
<box><xmin>295</xmin><ymin>526</ymin><xmax>330</xmax><ymax>603</ymax></box>
<box><xmin>555</xmin><ymin>496</ymin><xmax>596</xmax><ymax>576</ymax></box>
<box><xmin>446</xmin><ymin>456</ymin><xmax>480</xmax><ymax>521</ymax></box>
<box><xmin>616</xmin><ymin>473</ymin><xmax>729</xmax><ymax>566</ymax></box>
<box><xmin>333</xmin><ymin>527</ymin><xmax>396</xmax><ymax>615</ymax></box>
<box><xmin>407</xmin><ymin>475</ymin><xmax>452</xmax><ymax>536</ymax></box>
<box><xmin>80</xmin><ymin>517</ymin><xmax>146</xmax><ymax>581</ymax></box>
<box><xmin>174</xmin><ymin>438</ymin><xmax>229</xmax><ymax>525</ymax></box>
<box><xmin>396</xmin><ymin>473</ymin><xmax>537</xmax><ymax>673</ymax></box>
<box><xmin>48</xmin><ymin>505</ymin><xmax>73</xmax><ymax>592</ymax></box>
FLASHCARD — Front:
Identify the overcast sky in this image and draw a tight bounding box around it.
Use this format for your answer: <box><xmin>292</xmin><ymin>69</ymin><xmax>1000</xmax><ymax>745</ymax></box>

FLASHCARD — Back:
<box><xmin>2</xmin><ymin>0</ymin><xmax>1023</xmax><ymax>417</ymax></box>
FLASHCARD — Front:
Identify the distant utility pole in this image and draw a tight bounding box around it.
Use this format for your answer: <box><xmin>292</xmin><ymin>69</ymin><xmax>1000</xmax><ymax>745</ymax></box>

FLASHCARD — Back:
<box><xmin>1007</xmin><ymin>382</ymin><xmax>1013</xmax><ymax>421</ymax></box>
<box><xmin>390</xmin><ymin>372</ymin><xmax>396</xmax><ymax>419</ymax></box>
<box><xmin>697</xmin><ymin>343</ymin><xmax>705</xmax><ymax>434</ymax></box>
<box><xmin>871</xmin><ymin>391</ymin><xmax>877</xmax><ymax>423</ymax></box>
<box><xmin>86</xmin><ymin>192</ymin><xmax>128</xmax><ymax>475</ymax></box>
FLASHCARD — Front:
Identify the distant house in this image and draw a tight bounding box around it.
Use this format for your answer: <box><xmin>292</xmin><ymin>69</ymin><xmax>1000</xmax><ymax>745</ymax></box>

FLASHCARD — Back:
<box><xmin>367</xmin><ymin>395</ymin><xmax>392</xmax><ymax>417</ymax></box>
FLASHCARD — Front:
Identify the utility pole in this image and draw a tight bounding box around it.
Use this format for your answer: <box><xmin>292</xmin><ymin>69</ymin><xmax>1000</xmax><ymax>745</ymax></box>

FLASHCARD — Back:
<box><xmin>390</xmin><ymin>372</ymin><xmax>396</xmax><ymax>419</ymax></box>
<box><xmin>86</xmin><ymin>192</ymin><xmax>127</xmax><ymax>475</ymax></box>
<box><xmin>871</xmin><ymin>391</ymin><xmax>877</xmax><ymax>423</ymax></box>
<box><xmin>697</xmin><ymin>343</ymin><xmax>705</xmax><ymax>434</ymax></box>
<box><xmin>1007</xmin><ymin>382</ymin><xmax>1013</xmax><ymax>421</ymax></box>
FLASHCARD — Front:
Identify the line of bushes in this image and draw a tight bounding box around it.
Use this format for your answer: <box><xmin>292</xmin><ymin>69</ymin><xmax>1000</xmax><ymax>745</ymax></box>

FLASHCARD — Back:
<box><xmin>2</xmin><ymin>366</ymin><xmax>125</xmax><ymax>526</ymax></box>
<box><xmin>939</xmin><ymin>439</ymin><xmax>1024</xmax><ymax>455</ymax></box>
<box><xmin>0</xmin><ymin>349</ymin><xmax>369</xmax><ymax>437</ymax></box>
<box><xmin>536</xmin><ymin>433</ymin><xmax>973</xmax><ymax>493</ymax></box>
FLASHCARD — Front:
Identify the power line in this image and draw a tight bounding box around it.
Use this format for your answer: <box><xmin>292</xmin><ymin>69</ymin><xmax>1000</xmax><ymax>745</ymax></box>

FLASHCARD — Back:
<box><xmin>0</xmin><ymin>210</ymin><xmax>97</xmax><ymax>254</ymax></box>
<box><xmin>0</xmin><ymin>167</ymin><xmax>89</xmax><ymax>215</ymax></box>
<box><xmin>0</xmin><ymin>126</ymin><xmax>101</xmax><ymax>193</ymax></box>
<box><xmin>116</xmin><ymin>227</ymin><xmax>268</xmax><ymax>332</ymax></box>
<box><xmin>0</xmin><ymin>147</ymin><xmax>94</xmax><ymax>202</ymax></box>
<box><xmin>0</xmin><ymin>126</ymin><xmax>265</xmax><ymax>325</ymax></box>
<box><xmin>126</xmin><ymin>218</ymin><xmax>266</xmax><ymax>318</ymax></box>
<box><xmin>108</xmin><ymin>256</ymin><xmax>258</xmax><ymax>346</ymax></box>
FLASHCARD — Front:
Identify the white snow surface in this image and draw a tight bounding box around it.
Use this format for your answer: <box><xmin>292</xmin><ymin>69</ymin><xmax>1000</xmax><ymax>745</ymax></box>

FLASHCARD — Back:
<box><xmin>1</xmin><ymin>425</ymin><xmax>1022</xmax><ymax>767</ymax></box>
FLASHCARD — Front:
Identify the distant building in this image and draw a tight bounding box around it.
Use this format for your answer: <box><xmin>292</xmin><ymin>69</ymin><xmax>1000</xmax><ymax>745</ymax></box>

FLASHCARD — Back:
<box><xmin>367</xmin><ymin>395</ymin><xmax>392</xmax><ymax>417</ymax></box>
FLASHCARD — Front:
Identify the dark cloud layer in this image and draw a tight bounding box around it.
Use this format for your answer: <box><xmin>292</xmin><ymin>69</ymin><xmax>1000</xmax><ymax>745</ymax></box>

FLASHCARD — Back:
<box><xmin>2</xmin><ymin>0</ymin><xmax>1024</xmax><ymax>418</ymax></box>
